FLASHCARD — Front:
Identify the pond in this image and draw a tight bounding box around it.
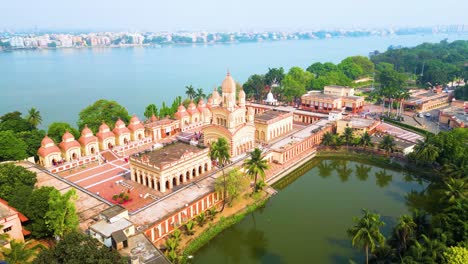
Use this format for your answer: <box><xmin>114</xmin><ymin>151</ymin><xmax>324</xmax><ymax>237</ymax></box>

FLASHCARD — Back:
<box><xmin>193</xmin><ymin>158</ymin><xmax>426</xmax><ymax>264</ymax></box>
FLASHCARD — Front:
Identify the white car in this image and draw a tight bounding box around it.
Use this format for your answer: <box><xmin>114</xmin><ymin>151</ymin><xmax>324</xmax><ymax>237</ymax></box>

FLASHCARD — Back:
<box><xmin>417</xmin><ymin>113</ymin><xmax>423</xmax><ymax>117</ymax></box>
<box><xmin>425</xmin><ymin>113</ymin><xmax>432</xmax><ymax>117</ymax></box>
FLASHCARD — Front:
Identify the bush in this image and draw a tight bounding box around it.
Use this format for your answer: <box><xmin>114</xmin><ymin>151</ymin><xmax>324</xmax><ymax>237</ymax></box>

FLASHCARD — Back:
<box><xmin>112</xmin><ymin>194</ymin><xmax>118</xmax><ymax>201</ymax></box>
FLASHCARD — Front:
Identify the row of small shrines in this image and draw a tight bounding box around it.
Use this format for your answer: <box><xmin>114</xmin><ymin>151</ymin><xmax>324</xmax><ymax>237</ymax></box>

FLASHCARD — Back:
<box><xmin>38</xmin><ymin>116</ymin><xmax>146</xmax><ymax>167</ymax></box>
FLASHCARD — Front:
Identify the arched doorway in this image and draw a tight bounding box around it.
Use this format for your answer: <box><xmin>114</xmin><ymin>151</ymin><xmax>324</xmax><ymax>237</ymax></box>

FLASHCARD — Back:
<box><xmin>157</xmin><ymin>181</ymin><xmax>161</xmax><ymax>191</ymax></box>
<box><xmin>138</xmin><ymin>133</ymin><xmax>143</xmax><ymax>140</ymax></box>
<box><xmin>108</xmin><ymin>142</ymin><xmax>113</xmax><ymax>149</ymax></box>
<box><xmin>179</xmin><ymin>174</ymin><xmax>183</xmax><ymax>184</ymax></box>
<box><xmin>172</xmin><ymin>177</ymin><xmax>177</xmax><ymax>187</ymax></box>
<box><xmin>151</xmin><ymin>179</ymin><xmax>155</xmax><ymax>189</ymax></box>
<box><xmin>204</xmin><ymin>163</ymin><xmax>208</xmax><ymax>172</ymax></box>
<box><xmin>124</xmin><ymin>138</ymin><xmax>129</xmax><ymax>144</ymax></box>
<box><xmin>72</xmin><ymin>153</ymin><xmax>77</xmax><ymax>160</ymax></box>
<box><xmin>186</xmin><ymin>171</ymin><xmax>190</xmax><ymax>180</ymax></box>
<box><xmin>52</xmin><ymin>159</ymin><xmax>57</xmax><ymax>166</ymax></box>
<box><xmin>192</xmin><ymin>168</ymin><xmax>196</xmax><ymax>177</ymax></box>
<box><xmin>199</xmin><ymin>166</ymin><xmax>202</xmax><ymax>175</ymax></box>
<box><xmin>90</xmin><ymin>147</ymin><xmax>95</xmax><ymax>154</ymax></box>
<box><xmin>166</xmin><ymin>181</ymin><xmax>170</xmax><ymax>190</ymax></box>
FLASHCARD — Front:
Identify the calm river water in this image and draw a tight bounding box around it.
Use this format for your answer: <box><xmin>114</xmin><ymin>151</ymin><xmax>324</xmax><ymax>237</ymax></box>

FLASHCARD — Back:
<box><xmin>193</xmin><ymin>159</ymin><xmax>426</xmax><ymax>264</ymax></box>
<box><xmin>1</xmin><ymin>33</ymin><xmax>468</xmax><ymax>129</ymax></box>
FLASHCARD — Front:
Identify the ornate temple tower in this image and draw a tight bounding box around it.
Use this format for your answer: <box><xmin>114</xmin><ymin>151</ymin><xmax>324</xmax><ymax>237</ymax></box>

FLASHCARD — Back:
<box><xmin>221</xmin><ymin>72</ymin><xmax>237</xmax><ymax>111</ymax></box>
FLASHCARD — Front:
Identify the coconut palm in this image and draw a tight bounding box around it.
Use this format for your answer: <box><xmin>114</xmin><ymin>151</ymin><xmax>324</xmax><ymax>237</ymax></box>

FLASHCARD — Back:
<box><xmin>321</xmin><ymin>132</ymin><xmax>335</xmax><ymax>147</ymax></box>
<box><xmin>393</xmin><ymin>215</ymin><xmax>416</xmax><ymax>253</ymax></box>
<box><xmin>442</xmin><ymin>177</ymin><xmax>467</xmax><ymax>204</ymax></box>
<box><xmin>342</xmin><ymin>127</ymin><xmax>354</xmax><ymax>151</ymax></box>
<box><xmin>359</xmin><ymin>131</ymin><xmax>373</xmax><ymax>150</ymax></box>
<box><xmin>26</xmin><ymin>107</ymin><xmax>42</xmax><ymax>128</ymax></box>
<box><xmin>355</xmin><ymin>164</ymin><xmax>371</xmax><ymax>181</ymax></box>
<box><xmin>347</xmin><ymin>209</ymin><xmax>385</xmax><ymax>264</ymax></box>
<box><xmin>439</xmin><ymin>163</ymin><xmax>465</xmax><ymax>179</ymax></box>
<box><xmin>244</xmin><ymin>148</ymin><xmax>269</xmax><ymax>194</ymax></box>
<box><xmin>379</xmin><ymin>135</ymin><xmax>395</xmax><ymax>156</ymax></box>
<box><xmin>209</xmin><ymin>137</ymin><xmax>231</xmax><ymax>212</ymax></box>
<box><xmin>185</xmin><ymin>85</ymin><xmax>196</xmax><ymax>100</ymax></box>
<box><xmin>195</xmin><ymin>88</ymin><xmax>206</xmax><ymax>102</ymax></box>
<box><xmin>412</xmin><ymin>140</ymin><xmax>439</xmax><ymax>165</ymax></box>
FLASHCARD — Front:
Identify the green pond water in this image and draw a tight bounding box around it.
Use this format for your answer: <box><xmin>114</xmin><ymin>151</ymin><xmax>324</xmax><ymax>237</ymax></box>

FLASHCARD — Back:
<box><xmin>193</xmin><ymin>158</ymin><xmax>426</xmax><ymax>264</ymax></box>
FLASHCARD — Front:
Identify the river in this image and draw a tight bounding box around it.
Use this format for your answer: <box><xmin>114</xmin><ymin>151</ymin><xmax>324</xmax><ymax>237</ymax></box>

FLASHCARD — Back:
<box><xmin>1</xmin><ymin>33</ymin><xmax>468</xmax><ymax>129</ymax></box>
<box><xmin>193</xmin><ymin>159</ymin><xmax>426</xmax><ymax>264</ymax></box>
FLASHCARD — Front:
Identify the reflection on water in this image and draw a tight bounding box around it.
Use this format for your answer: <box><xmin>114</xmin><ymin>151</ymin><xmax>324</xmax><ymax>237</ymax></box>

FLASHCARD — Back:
<box><xmin>194</xmin><ymin>159</ymin><xmax>426</xmax><ymax>264</ymax></box>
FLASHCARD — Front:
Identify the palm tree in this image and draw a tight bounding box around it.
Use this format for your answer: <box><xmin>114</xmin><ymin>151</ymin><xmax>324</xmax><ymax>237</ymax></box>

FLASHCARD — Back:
<box><xmin>347</xmin><ymin>209</ymin><xmax>385</xmax><ymax>264</ymax></box>
<box><xmin>412</xmin><ymin>139</ymin><xmax>439</xmax><ymax>165</ymax></box>
<box><xmin>393</xmin><ymin>215</ymin><xmax>416</xmax><ymax>253</ymax></box>
<box><xmin>342</xmin><ymin>127</ymin><xmax>354</xmax><ymax>151</ymax></box>
<box><xmin>321</xmin><ymin>132</ymin><xmax>335</xmax><ymax>147</ymax></box>
<box><xmin>442</xmin><ymin>177</ymin><xmax>467</xmax><ymax>204</ymax></box>
<box><xmin>26</xmin><ymin>107</ymin><xmax>42</xmax><ymax>128</ymax></box>
<box><xmin>2</xmin><ymin>240</ymin><xmax>42</xmax><ymax>264</ymax></box>
<box><xmin>195</xmin><ymin>88</ymin><xmax>206</xmax><ymax>102</ymax></box>
<box><xmin>244</xmin><ymin>148</ymin><xmax>269</xmax><ymax>194</ymax></box>
<box><xmin>185</xmin><ymin>85</ymin><xmax>196</xmax><ymax>100</ymax></box>
<box><xmin>398</xmin><ymin>89</ymin><xmax>411</xmax><ymax>117</ymax></box>
<box><xmin>359</xmin><ymin>131</ymin><xmax>373</xmax><ymax>150</ymax></box>
<box><xmin>379</xmin><ymin>135</ymin><xmax>395</xmax><ymax>156</ymax></box>
<box><xmin>439</xmin><ymin>163</ymin><xmax>464</xmax><ymax>179</ymax></box>
<box><xmin>209</xmin><ymin>137</ymin><xmax>231</xmax><ymax>212</ymax></box>
<box><xmin>355</xmin><ymin>164</ymin><xmax>371</xmax><ymax>181</ymax></box>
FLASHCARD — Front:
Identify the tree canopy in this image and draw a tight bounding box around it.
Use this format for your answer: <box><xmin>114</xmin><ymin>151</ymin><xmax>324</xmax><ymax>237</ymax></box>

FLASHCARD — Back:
<box><xmin>0</xmin><ymin>111</ymin><xmax>34</xmax><ymax>133</ymax></box>
<box><xmin>33</xmin><ymin>231</ymin><xmax>127</xmax><ymax>264</ymax></box>
<box><xmin>77</xmin><ymin>99</ymin><xmax>130</xmax><ymax>132</ymax></box>
<box><xmin>0</xmin><ymin>163</ymin><xmax>37</xmax><ymax>201</ymax></box>
<box><xmin>0</xmin><ymin>130</ymin><xmax>29</xmax><ymax>161</ymax></box>
<box><xmin>45</xmin><ymin>188</ymin><xmax>79</xmax><ymax>239</ymax></box>
<box><xmin>47</xmin><ymin>122</ymin><xmax>80</xmax><ymax>144</ymax></box>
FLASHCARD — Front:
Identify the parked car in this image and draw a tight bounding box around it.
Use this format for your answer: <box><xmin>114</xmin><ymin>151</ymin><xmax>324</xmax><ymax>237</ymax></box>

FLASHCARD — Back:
<box><xmin>425</xmin><ymin>113</ymin><xmax>432</xmax><ymax>117</ymax></box>
<box><xmin>417</xmin><ymin>113</ymin><xmax>423</xmax><ymax>117</ymax></box>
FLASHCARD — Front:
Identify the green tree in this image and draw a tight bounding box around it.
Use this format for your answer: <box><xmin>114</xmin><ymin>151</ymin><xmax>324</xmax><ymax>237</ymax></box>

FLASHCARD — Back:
<box><xmin>2</xmin><ymin>240</ymin><xmax>42</xmax><ymax>264</ymax></box>
<box><xmin>0</xmin><ymin>130</ymin><xmax>28</xmax><ymax>161</ymax></box>
<box><xmin>379</xmin><ymin>135</ymin><xmax>396</xmax><ymax>156</ymax></box>
<box><xmin>347</xmin><ymin>209</ymin><xmax>385</xmax><ymax>264</ymax></box>
<box><xmin>243</xmin><ymin>148</ymin><xmax>269</xmax><ymax>194</ymax></box>
<box><xmin>47</xmin><ymin>122</ymin><xmax>80</xmax><ymax>144</ymax></box>
<box><xmin>33</xmin><ymin>231</ymin><xmax>126</xmax><ymax>264</ymax></box>
<box><xmin>282</xmin><ymin>67</ymin><xmax>313</xmax><ymax>101</ymax></box>
<box><xmin>342</xmin><ymin>127</ymin><xmax>354</xmax><ymax>150</ymax></box>
<box><xmin>214</xmin><ymin>168</ymin><xmax>249</xmax><ymax>206</ymax></box>
<box><xmin>442</xmin><ymin>178</ymin><xmax>467</xmax><ymax>204</ymax></box>
<box><xmin>17</xmin><ymin>130</ymin><xmax>46</xmax><ymax>158</ymax></box>
<box><xmin>144</xmin><ymin>104</ymin><xmax>158</xmax><ymax>119</ymax></box>
<box><xmin>358</xmin><ymin>131</ymin><xmax>373</xmax><ymax>149</ymax></box>
<box><xmin>209</xmin><ymin>137</ymin><xmax>231</xmax><ymax>212</ymax></box>
<box><xmin>185</xmin><ymin>85</ymin><xmax>196</xmax><ymax>100</ymax></box>
<box><xmin>0</xmin><ymin>163</ymin><xmax>37</xmax><ymax>201</ymax></box>
<box><xmin>27</xmin><ymin>187</ymin><xmax>55</xmax><ymax>238</ymax></box>
<box><xmin>243</xmin><ymin>74</ymin><xmax>266</xmax><ymax>101</ymax></box>
<box><xmin>185</xmin><ymin>220</ymin><xmax>195</xmax><ymax>236</ymax></box>
<box><xmin>264</xmin><ymin>67</ymin><xmax>285</xmax><ymax>85</ymax></box>
<box><xmin>393</xmin><ymin>215</ymin><xmax>417</xmax><ymax>253</ymax></box>
<box><xmin>0</xmin><ymin>111</ymin><xmax>34</xmax><ymax>133</ymax></box>
<box><xmin>338</xmin><ymin>58</ymin><xmax>364</xmax><ymax>80</ymax></box>
<box><xmin>195</xmin><ymin>88</ymin><xmax>206</xmax><ymax>102</ymax></box>
<box><xmin>321</xmin><ymin>131</ymin><xmax>335</xmax><ymax>147</ymax></box>
<box><xmin>77</xmin><ymin>99</ymin><xmax>130</xmax><ymax>132</ymax></box>
<box><xmin>26</xmin><ymin>107</ymin><xmax>42</xmax><ymax>128</ymax></box>
<box><xmin>444</xmin><ymin>246</ymin><xmax>468</xmax><ymax>264</ymax></box>
<box><xmin>45</xmin><ymin>188</ymin><xmax>79</xmax><ymax>239</ymax></box>
<box><xmin>410</xmin><ymin>140</ymin><xmax>440</xmax><ymax>165</ymax></box>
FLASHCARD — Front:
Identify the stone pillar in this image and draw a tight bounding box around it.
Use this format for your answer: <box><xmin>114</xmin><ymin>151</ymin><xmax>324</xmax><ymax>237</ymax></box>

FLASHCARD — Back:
<box><xmin>160</xmin><ymin>178</ymin><xmax>166</xmax><ymax>193</ymax></box>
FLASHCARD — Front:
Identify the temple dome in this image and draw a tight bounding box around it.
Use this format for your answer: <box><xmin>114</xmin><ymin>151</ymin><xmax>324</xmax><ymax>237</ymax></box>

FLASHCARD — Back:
<box><xmin>115</xmin><ymin>119</ymin><xmax>126</xmax><ymax>128</ymax></box>
<box><xmin>150</xmin><ymin>114</ymin><xmax>158</xmax><ymax>122</ymax></box>
<box><xmin>62</xmin><ymin>131</ymin><xmax>75</xmax><ymax>142</ymax></box>
<box><xmin>177</xmin><ymin>104</ymin><xmax>187</xmax><ymax>112</ymax></box>
<box><xmin>221</xmin><ymin>72</ymin><xmax>236</xmax><ymax>94</ymax></box>
<box><xmin>81</xmin><ymin>125</ymin><xmax>93</xmax><ymax>137</ymax></box>
<box><xmin>41</xmin><ymin>135</ymin><xmax>55</xmax><ymax>147</ymax></box>
<box><xmin>99</xmin><ymin>122</ymin><xmax>110</xmax><ymax>133</ymax></box>
<box><xmin>130</xmin><ymin>115</ymin><xmax>141</xmax><ymax>124</ymax></box>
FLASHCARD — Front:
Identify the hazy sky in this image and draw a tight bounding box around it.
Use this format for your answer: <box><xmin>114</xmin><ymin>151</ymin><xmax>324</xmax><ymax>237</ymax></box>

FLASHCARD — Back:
<box><xmin>2</xmin><ymin>0</ymin><xmax>467</xmax><ymax>31</ymax></box>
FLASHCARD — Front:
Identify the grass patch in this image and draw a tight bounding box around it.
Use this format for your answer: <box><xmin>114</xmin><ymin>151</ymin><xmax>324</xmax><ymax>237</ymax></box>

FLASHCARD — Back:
<box><xmin>182</xmin><ymin>197</ymin><xmax>268</xmax><ymax>257</ymax></box>
<box><xmin>316</xmin><ymin>150</ymin><xmax>404</xmax><ymax>170</ymax></box>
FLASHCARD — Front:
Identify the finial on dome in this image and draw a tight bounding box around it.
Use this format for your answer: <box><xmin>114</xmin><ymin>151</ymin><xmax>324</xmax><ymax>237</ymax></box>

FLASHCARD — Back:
<box><xmin>227</xmin><ymin>68</ymin><xmax>230</xmax><ymax>76</ymax></box>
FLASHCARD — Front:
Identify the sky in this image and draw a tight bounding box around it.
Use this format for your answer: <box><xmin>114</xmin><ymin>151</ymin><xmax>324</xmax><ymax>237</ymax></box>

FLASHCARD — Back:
<box><xmin>1</xmin><ymin>0</ymin><xmax>467</xmax><ymax>32</ymax></box>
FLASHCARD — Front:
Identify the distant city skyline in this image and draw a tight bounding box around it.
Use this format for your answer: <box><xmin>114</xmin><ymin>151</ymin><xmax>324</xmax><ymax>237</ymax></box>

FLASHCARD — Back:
<box><xmin>2</xmin><ymin>0</ymin><xmax>467</xmax><ymax>31</ymax></box>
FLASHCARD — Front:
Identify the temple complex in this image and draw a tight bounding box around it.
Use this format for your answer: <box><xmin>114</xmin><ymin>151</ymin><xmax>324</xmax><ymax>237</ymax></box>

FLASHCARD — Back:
<box><xmin>300</xmin><ymin>85</ymin><xmax>364</xmax><ymax>114</ymax></box>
